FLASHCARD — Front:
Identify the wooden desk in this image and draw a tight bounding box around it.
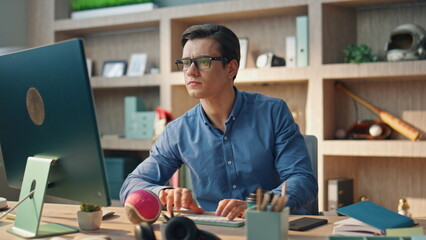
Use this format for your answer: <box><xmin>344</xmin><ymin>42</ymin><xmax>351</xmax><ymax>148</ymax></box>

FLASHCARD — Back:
<box><xmin>1</xmin><ymin>202</ymin><xmax>424</xmax><ymax>240</ymax></box>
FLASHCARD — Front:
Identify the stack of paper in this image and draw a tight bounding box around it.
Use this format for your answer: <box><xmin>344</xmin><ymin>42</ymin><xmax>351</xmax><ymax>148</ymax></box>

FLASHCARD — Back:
<box><xmin>333</xmin><ymin>217</ymin><xmax>383</xmax><ymax>236</ymax></box>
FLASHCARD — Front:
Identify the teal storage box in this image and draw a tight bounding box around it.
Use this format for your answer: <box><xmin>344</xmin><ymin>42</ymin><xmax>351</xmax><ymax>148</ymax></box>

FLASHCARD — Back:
<box><xmin>124</xmin><ymin>96</ymin><xmax>155</xmax><ymax>139</ymax></box>
<box><xmin>125</xmin><ymin>96</ymin><xmax>146</xmax><ymax>113</ymax></box>
<box><xmin>246</xmin><ymin>206</ymin><xmax>289</xmax><ymax>240</ymax></box>
<box><xmin>108</xmin><ymin>182</ymin><xmax>123</xmax><ymax>200</ymax></box>
<box><xmin>105</xmin><ymin>157</ymin><xmax>141</xmax><ymax>199</ymax></box>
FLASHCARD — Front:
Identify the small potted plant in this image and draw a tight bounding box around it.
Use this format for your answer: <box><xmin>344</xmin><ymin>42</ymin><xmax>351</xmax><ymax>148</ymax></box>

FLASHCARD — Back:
<box><xmin>77</xmin><ymin>203</ymin><xmax>102</xmax><ymax>230</ymax></box>
<box><xmin>343</xmin><ymin>44</ymin><xmax>377</xmax><ymax>63</ymax></box>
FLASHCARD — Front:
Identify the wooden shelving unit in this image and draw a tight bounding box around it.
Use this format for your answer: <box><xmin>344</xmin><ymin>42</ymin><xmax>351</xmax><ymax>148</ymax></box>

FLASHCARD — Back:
<box><xmin>29</xmin><ymin>0</ymin><xmax>426</xmax><ymax>215</ymax></box>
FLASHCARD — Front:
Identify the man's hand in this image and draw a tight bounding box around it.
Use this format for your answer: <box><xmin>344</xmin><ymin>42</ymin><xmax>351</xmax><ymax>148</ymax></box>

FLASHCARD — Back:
<box><xmin>159</xmin><ymin>188</ymin><xmax>204</xmax><ymax>214</ymax></box>
<box><xmin>215</xmin><ymin>199</ymin><xmax>247</xmax><ymax>221</ymax></box>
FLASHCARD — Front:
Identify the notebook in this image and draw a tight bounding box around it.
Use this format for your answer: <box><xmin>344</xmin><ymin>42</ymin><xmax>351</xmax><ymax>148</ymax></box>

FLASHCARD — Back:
<box><xmin>336</xmin><ymin>201</ymin><xmax>414</xmax><ymax>231</ymax></box>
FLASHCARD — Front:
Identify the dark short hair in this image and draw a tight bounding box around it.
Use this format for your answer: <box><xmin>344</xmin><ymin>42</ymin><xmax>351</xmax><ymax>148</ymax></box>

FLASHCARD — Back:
<box><xmin>181</xmin><ymin>24</ymin><xmax>240</xmax><ymax>79</ymax></box>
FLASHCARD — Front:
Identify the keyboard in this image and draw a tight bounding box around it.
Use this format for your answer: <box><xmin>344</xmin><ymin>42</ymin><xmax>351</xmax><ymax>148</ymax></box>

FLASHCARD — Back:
<box><xmin>180</xmin><ymin>213</ymin><xmax>245</xmax><ymax>228</ymax></box>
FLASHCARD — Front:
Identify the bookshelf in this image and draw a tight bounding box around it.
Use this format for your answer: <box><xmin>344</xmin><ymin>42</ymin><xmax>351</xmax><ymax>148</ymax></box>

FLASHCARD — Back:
<box><xmin>27</xmin><ymin>0</ymin><xmax>426</xmax><ymax>215</ymax></box>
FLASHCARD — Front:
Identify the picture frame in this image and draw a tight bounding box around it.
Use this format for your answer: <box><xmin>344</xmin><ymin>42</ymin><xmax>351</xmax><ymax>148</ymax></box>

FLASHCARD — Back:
<box><xmin>127</xmin><ymin>53</ymin><xmax>148</xmax><ymax>76</ymax></box>
<box><xmin>102</xmin><ymin>60</ymin><xmax>127</xmax><ymax>78</ymax></box>
<box><xmin>239</xmin><ymin>38</ymin><xmax>249</xmax><ymax>69</ymax></box>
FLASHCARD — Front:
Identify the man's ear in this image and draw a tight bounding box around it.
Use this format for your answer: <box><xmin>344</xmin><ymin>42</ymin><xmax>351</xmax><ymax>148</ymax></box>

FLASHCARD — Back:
<box><xmin>227</xmin><ymin>59</ymin><xmax>239</xmax><ymax>78</ymax></box>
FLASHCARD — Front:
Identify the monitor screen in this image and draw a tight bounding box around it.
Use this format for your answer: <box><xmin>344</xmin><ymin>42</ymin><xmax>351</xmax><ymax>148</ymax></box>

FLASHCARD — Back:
<box><xmin>0</xmin><ymin>39</ymin><xmax>110</xmax><ymax>207</ymax></box>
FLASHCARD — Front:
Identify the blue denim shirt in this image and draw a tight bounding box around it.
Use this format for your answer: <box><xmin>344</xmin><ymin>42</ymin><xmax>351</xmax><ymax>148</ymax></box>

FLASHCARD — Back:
<box><xmin>120</xmin><ymin>88</ymin><xmax>318</xmax><ymax>214</ymax></box>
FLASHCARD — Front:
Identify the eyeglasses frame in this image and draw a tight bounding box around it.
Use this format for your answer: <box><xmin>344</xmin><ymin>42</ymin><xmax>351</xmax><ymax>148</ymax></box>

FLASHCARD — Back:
<box><xmin>175</xmin><ymin>56</ymin><xmax>229</xmax><ymax>71</ymax></box>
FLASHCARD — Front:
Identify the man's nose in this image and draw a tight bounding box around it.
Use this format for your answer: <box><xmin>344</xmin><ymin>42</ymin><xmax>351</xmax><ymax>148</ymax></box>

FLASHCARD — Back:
<box><xmin>186</xmin><ymin>61</ymin><xmax>199</xmax><ymax>75</ymax></box>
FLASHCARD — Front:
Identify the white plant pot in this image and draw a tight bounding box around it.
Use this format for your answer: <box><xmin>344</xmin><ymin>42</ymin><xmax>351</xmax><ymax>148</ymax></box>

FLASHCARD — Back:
<box><xmin>77</xmin><ymin>210</ymin><xmax>102</xmax><ymax>230</ymax></box>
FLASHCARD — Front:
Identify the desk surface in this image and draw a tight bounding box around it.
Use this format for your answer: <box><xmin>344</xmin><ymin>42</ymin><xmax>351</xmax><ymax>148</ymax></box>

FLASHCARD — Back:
<box><xmin>1</xmin><ymin>202</ymin><xmax>425</xmax><ymax>240</ymax></box>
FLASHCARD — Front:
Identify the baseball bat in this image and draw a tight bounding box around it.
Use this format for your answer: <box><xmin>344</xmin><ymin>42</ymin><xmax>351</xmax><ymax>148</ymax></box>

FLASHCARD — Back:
<box><xmin>335</xmin><ymin>81</ymin><xmax>420</xmax><ymax>141</ymax></box>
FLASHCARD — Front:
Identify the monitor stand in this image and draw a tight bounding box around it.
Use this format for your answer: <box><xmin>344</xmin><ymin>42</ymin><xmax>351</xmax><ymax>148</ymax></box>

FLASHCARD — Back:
<box><xmin>7</xmin><ymin>157</ymin><xmax>79</xmax><ymax>238</ymax></box>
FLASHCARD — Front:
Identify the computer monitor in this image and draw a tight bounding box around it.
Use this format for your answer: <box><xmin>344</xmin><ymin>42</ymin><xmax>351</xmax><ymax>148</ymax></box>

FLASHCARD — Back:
<box><xmin>0</xmin><ymin>39</ymin><xmax>111</xmax><ymax>238</ymax></box>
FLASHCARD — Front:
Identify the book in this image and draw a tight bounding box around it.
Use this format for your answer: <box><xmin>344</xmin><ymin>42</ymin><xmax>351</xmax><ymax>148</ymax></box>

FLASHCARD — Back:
<box><xmin>333</xmin><ymin>217</ymin><xmax>383</xmax><ymax>236</ymax></box>
<box><xmin>336</xmin><ymin>201</ymin><xmax>414</xmax><ymax>232</ymax></box>
<box><xmin>296</xmin><ymin>15</ymin><xmax>309</xmax><ymax>67</ymax></box>
<box><xmin>71</xmin><ymin>2</ymin><xmax>156</xmax><ymax>19</ymax></box>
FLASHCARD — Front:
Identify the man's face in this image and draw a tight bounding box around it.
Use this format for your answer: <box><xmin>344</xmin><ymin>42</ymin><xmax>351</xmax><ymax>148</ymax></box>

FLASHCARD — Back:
<box><xmin>182</xmin><ymin>38</ymin><xmax>233</xmax><ymax>100</ymax></box>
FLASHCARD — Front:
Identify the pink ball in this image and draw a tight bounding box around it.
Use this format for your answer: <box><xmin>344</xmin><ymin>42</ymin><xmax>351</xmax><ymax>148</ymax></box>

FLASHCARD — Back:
<box><xmin>124</xmin><ymin>189</ymin><xmax>161</xmax><ymax>224</ymax></box>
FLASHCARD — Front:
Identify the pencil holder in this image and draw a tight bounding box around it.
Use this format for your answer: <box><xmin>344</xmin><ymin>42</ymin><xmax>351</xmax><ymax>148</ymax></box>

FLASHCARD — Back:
<box><xmin>246</xmin><ymin>206</ymin><xmax>289</xmax><ymax>240</ymax></box>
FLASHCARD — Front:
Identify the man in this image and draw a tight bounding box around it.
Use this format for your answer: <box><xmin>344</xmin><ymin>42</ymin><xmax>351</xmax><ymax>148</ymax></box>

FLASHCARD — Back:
<box><xmin>120</xmin><ymin>24</ymin><xmax>318</xmax><ymax>220</ymax></box>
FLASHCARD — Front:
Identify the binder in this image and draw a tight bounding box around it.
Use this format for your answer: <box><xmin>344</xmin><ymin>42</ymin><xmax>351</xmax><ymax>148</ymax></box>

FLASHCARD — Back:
<box><xmin>296</xmin><ymin>16</ymin><xmax>309</xmax><ymax>67</ymax></box>
<box><xmin>286</xmin><ymin>36</ymin><xmax>296</xmax><ymax>67</ymax></box>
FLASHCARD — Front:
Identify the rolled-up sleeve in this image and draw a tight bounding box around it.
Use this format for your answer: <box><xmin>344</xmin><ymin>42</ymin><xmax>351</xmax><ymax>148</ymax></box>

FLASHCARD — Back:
<box><xmin>119</xmin><ymin>127</ymin><xmax>182</xmax><ymax>204</ymax></box>
<box><xmin>271</xmin><ymin>100</ymin><xmax>318</xmax><ymax>213</ymax></box>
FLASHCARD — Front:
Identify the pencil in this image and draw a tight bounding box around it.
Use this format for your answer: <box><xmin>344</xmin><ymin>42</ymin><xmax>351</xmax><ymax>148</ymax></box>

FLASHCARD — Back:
<box><xmin>261</xmin><ymin>192</ymin><xmax>271</xmax><ymax>211</ymax></box>
<box><xmin>281</xmin><ymin>181</ymin><xmax>286</xmax><ymax>199</ymax></box>
<box><xmin>256</xmin><ymin>186</ymin><xmax>262</xmax><ymax>211</ymax></box>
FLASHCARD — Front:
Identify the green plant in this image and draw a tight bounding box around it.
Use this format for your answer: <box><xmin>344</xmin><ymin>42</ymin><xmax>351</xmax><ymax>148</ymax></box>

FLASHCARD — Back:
<box><xmin>80</xmin><ymin>203</ymin><xmax>101</xmax><ymax>212</ymax></box>
<box><xmin>343</xmin><ymin>44</ymin><xmax>377</xmax><ymax>63</ymax></box>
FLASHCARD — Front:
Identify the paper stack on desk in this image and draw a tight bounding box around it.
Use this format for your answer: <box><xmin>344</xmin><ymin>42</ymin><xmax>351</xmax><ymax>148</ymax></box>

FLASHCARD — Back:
<box><xmin>333</xmin><ymin>217</ymin><xmax>383</xmax><ymax>236</ymax></box>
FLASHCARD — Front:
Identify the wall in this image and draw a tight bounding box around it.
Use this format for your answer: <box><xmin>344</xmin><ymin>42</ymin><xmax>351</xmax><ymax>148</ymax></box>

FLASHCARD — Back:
<box><xmin>0</xmin><ymin>0</ymin><xmax>28</xmax><ymax>48</ymax></box>
<box><xmin>0</xmin><ymin>0</ymin><xmax>28</xmax><ymax>200</ymax></box>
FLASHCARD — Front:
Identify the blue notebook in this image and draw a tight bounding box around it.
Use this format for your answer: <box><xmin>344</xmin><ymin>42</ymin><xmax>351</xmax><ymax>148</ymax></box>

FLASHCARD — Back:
<box><xmin>336</xmin><ymin>201</ymin><xmax>414</xmax><ymax>231</ymax></box>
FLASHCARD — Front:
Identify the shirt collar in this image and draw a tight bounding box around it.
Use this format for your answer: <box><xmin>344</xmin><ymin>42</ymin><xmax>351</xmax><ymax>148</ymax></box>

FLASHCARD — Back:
<box><xmin>229</xmin><ymin>86</ymin><xmax>243</xmax><ymax>121</ymax></box>
<box><xmin>199</xmin><ymin>86</ymin><xmax>243</xmax><ymax>126</ymax></box>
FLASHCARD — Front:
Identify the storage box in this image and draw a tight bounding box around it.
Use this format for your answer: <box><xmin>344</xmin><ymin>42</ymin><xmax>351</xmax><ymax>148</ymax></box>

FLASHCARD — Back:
<box><xmin>124</xmin><ymin>96</ymin><xmax>155</xmax><ymax>139</ymax></box>
<box><xmin>108</xmin><ymin>182</ymin><xmax>123</xmax><ymax>200</ymax></box>
<box><xmin>105</xmin><ymin>157</ymin><xmax>141</xmax><ymax>199</ymax></box>
<box><xmin>125</xmin><ymin>96</ymin><xmax>146</xmax><ymax>113</ymax></box>
<box><xmin>246</xmin><ymin>206</ymin><xmax>289</xmax><ymax>240</ymax></box>
<box><xmin>125</xmin><ymin>111</ymin><xmax>155</xmax><ymax>139</ymax></box>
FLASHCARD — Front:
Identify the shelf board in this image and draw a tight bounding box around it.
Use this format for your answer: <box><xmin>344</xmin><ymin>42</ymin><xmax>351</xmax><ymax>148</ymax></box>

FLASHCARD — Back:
<box><xmin>54</xmin><ymin>0</ymin><xmax>307</xmax><ymax>35</ymax></box>
<box><xmin>322</xmin><ymin>60</ymin><xmax>426</xmax><ymax>80</ymax></box>
<box><xmin>101</xmin><ymin>137</ymin><xmax>152</xmax><ymax>151</ymax></box>
<box><xmin>321</xmin><ymin>0</ymin><xmax>421</xmax><ymax>8</ymax></box>
<box><xmin>169</xmin><ymin>67</ymin><xmax>310</xmax><ymax>86</ymax></box>
<box><xmin>169</xmin><ymin>0</ymin><xmax>307</xmax><ymax>22</ymax></box>
<box><xmin>169</xmin><ymin>60</ymin><xmax>426</xmax><ymax>86</ymax></box>
<box><xmin>236</xmin><ymin>67</ymin><xmax>310</xmax><ymax>84</ymax></box>
<box><xmin>54</xmin><ymin>10</ymin><xmax>162</xmax><ymax>34</ymax></box>
<box><xmin>90</xmin><ymin>75</ymin><xmax>161</xmax><ymax>89</ymax></box>
<box><xmin>323</xmin><ymin>140</ymin><xmax>426</xmax><ymax>158</ymax></box>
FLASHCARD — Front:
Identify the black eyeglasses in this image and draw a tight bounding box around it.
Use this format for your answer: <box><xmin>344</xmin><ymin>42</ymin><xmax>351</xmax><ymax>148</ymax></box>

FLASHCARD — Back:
<box><xmin>175</xmin><ymin>56</ymin><xmax>229</xmax><ymax>71</ymax></box>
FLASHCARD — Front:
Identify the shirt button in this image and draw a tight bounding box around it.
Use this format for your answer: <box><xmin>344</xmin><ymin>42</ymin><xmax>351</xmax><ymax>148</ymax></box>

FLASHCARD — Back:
<box><xmin>227</xmin><ymin>161</ymin><xmax>232</xmax><ymax>165</ymax></box>
<box><xmin>232</xmin><ymin>185</ymin><xmax>237</xmax><ymax>189</ymax></box>
<box><xmin>224</xmin><ymin>136</ymin><xmax>228</xmax><ymax>141</ymax></box>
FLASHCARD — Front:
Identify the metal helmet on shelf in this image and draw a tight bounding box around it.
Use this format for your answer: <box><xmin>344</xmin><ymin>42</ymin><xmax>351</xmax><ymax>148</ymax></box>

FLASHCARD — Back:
<box><xmin>385</xmin><ymin>23</ymin><xmax>426</xmax><ymax>61</ymax></box>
